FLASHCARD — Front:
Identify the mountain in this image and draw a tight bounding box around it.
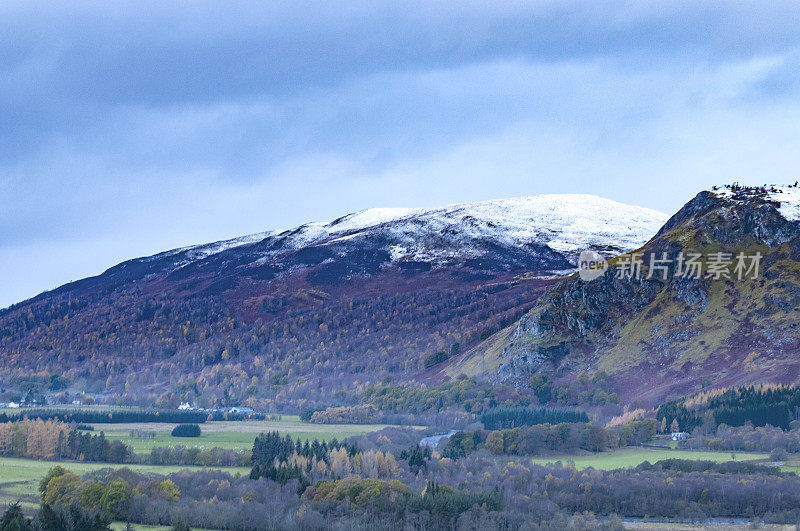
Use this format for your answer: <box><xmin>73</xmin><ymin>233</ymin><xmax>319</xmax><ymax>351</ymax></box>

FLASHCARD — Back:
<box><xmin>494</xmin><ymin>184</ymin><xmax>800</xmax><ymax>407</ymax></box>
<box><xmin>0</xmin><ymin>194</ymin><xmax>666</xmax><ymax>409</ymax></box>
<box><xmin>94</xmin><ymin>193</ymin><xmax>667</xmax><ymax>285</ymax></box>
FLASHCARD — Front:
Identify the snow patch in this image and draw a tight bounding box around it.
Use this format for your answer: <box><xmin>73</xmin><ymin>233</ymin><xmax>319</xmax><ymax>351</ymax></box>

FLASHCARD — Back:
<box><xmin>769</xmin><ymin>187</ymin><xmax>800</xmax><ymax>221</ymax></box>
<box><xmin>713</xmin><ymin>184</ymin><xmax>800</xmax><ymax>222</ymax></box>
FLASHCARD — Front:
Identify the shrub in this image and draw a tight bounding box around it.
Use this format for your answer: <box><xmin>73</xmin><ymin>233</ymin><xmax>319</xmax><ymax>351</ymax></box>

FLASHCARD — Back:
<box><xmin>171</xmin><ymin>424</ymin><xmax>201</xmax><ymax>437</ymax></box>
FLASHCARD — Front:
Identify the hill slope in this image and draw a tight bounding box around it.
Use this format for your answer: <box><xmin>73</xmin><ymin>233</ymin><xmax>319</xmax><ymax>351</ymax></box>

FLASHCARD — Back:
<box><xmin>495</xmin><ymin>185</ymin><xmax>800</xmax><ymax>406</ymax></box>
<box><xmin>0</xmin><ymin>194</ymin><xmax>666</xmax><ymax>410</ymax></box>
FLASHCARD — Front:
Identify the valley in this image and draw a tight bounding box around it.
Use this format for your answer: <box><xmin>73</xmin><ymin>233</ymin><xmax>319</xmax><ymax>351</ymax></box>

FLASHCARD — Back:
<box><xmin>3</xmin><ymin>185</ymin><xmax>800</xmax><ymax>529</ymax></box>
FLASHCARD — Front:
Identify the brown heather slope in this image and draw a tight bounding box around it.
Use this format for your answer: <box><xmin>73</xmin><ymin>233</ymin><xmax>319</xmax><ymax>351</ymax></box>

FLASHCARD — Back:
<box><xmin>494</xmin><ymin>185</ymin><xmax>800</xmax><ymax>407</ymax></box>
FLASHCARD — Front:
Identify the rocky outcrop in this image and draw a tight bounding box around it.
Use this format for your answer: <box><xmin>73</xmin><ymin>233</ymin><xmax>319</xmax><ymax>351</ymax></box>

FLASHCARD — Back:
<box><xmin>496</xmin><ymin>185</ymin><xmax>800</xmax><ymax>405</ymax></box>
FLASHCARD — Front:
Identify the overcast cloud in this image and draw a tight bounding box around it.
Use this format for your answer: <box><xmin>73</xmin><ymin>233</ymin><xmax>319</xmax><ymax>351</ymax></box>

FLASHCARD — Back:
<box><xmin>3</xmin><ymin>1</ymin><xmax>800</xmax><ymax>308</ymax></box>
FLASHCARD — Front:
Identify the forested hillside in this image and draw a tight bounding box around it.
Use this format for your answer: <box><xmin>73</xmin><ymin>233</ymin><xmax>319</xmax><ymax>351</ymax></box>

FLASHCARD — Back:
<box><xmin>0</xmin><ymin>194</ymin><xmax>664</xmax><ymax>410</ymax></box>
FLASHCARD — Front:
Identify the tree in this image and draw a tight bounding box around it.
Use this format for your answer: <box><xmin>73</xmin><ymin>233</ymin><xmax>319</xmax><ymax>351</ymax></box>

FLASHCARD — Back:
<box><xmin>171</xmin><ymin>424</ymin><xmax>201</xmax><ymax>437</ymax></box>
<box><xmin>670</xmin><ymin>419</ymin><xmax>680</xmax><ymax>433</ymax></box>
<box><xmin>485</xmin><ymin>431</ymin><xmax>504</xmax><ymax>455</ymax></box>
<box><xmin>0</xmin><ymin>503</ymin><xmax>30</xmax><ymax>531</ymax></box>
<box><xmin>34</xmin><ymin>504</ymin><xmax>110</xmax><ymax>531</ymax></box>
<box><xmin>80</xmin><ymin>482</ymin><xmax>105</xmax><ymax>514</ymax></box>
<box><xmin>407</xmin><ymin>446</ymin><xmax>429</xmax><ymax>471</ymax></box>
<box><xmin>580</xmin><ymin>425</ymin><xmax>608</xmax><ymax>452</ymax></box>
<box><xmin>38</xmin><ymin>465</ymin><xmax>67</xmax><ymax>500</ymax></box>
<box><xmin>160</xmin><ymin>479</ymin><xmax>181</xmax><ymax>502</ymax></box>
<box><xmin>99</xmin><ymin>479</ymin><xmax>133</xmax><ymax>519</ymax></box>
<box><xmin>43</xmin><ymin>471</ymin><xmax>82</xmax><ymax>507</ymax></box>
<box><xmin>171</xmin><ymin>519</ymin><xmax>191</xmax><ymax>531</ymax></box>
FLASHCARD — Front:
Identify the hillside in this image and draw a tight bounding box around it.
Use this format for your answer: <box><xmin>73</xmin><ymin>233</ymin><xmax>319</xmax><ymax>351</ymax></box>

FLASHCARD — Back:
<box><xmin>0</xmin><ymin>194</ymin><xmax>666</xmax><ymax>410</ymax></box>
<box><xmin>495</xmin><ymin>184</ymin><xmax>800</xmax><ymax>406</ymax></box>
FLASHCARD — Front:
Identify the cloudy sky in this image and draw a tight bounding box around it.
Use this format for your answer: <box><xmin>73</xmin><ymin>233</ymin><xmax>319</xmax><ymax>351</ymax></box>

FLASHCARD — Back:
<box><xmin>2</xmin><ymin>1</ymin><xmax>800</xmax><ymax>308</ymax></box>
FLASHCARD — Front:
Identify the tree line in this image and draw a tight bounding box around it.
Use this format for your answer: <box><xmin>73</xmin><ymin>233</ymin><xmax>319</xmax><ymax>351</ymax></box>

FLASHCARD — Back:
<box><xmin>0</xmin><ymin>408</ymin><xmax>208</xmax><ymax>424</ymax></box>
<box><xmin>0</xmin><ymin>419</ymin><xmax>250</xmax><ymax>467</ymax></box>
<box><xmin>251</xmin><ymin>431</ymin><xmax>357</xmax><ymax>468</ymax></box>
<box><xmin>0</xmin><ymin>419</ymin><xmax>128</xmax><ymax>462</ymax></box>
<box><xmin>443</xmin><ymin>419</ymin><xmax>658</xmax><ymax>458</ymax></box>
<box><xmin>480</xmin><ymin>405</ymin><xmax>589</xmax><ymax>429</ymax></box>
<box><xmin>14</xmin><ymin>453</ymin><xmax>800</xmax><ymax>530</ymax></box>
<box><xmin>657</xmin><ymin>384</ymin><xmax>800</xmax><ymax>432</ymax></box>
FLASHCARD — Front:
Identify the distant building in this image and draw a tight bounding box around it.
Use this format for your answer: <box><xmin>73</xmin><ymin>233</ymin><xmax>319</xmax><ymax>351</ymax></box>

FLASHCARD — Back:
<box><xmin>228</xmin><ymin>407</ymin><xmax>253</xmax><ymax>414</ymax></box>
<box><xmin>671</xmin><ymin>432</ymin><xmax>689</xmax><ymax>441</ymax></box>
<box><xmin>178</xmin><ymin>402</ymin><xmax>192</xmax><ymax>410</ymax></box>
<box><xmin>7</xmin><ymin>402</ymin><xmax>20</xmax><ymax>409</ymax></box>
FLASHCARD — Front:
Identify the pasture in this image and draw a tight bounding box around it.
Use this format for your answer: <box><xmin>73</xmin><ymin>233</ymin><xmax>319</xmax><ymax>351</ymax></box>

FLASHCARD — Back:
<box><xmin>110</xmin><ymin>524</ymin><xmax>222</xmax><ymax>531</ymax></box>
<box><xmin>98</xmin><ymin>415</ymin><xmax>409</xmax><ymax>453</ymax></box>
<box><xmin>530</xmin><ymin>447</ymin><xmax>769</xmax><ymax>470</ymax></box>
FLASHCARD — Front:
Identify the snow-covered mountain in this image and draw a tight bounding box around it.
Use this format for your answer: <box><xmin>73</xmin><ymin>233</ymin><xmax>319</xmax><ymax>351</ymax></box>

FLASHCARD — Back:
<box><xmin>0</xmin><ymin>192</ymin><xmax>668</xmax><ymax>408</ymax></box>
<box><xmin>147</xmin><ymin>194</ymin><xmax>668</xmax><ymax>280</ymax></box>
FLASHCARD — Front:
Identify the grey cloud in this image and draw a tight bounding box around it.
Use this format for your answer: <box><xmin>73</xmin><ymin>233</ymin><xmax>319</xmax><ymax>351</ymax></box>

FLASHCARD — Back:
<box><xmin>3</xmin><ymin>1</ymin><xmax>800</xmax><ymax>307</ymax></box>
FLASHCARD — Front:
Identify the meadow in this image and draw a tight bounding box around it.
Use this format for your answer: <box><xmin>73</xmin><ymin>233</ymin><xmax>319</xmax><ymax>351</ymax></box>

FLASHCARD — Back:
<box><xmin>529</xmin><ymin>447</ymin><xmax>769</xmax><ymax>470</ymax></box>
<box><xmin>109</xmin><ymin>524</ymin><xmax>222</xmax><ymax>531</ymax></box>
<box><xmin>98</xmin><ymin>415</ymin><xmax>411</xmax><ymax>453</ymax></box>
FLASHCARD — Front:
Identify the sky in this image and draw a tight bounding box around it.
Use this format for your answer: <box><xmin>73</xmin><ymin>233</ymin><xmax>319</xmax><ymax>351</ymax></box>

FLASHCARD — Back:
<box><xmin>3</xmin><ymin>1</ymin><xmax>800</xmax><ymax>308</ymax></box>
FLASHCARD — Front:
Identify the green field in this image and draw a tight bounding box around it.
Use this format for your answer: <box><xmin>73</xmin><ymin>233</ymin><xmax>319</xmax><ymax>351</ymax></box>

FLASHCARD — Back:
<box><xmin>623</xmin><ymin>523</ymin><xmax>792</xmax><ymax>530</ymax></box>
<box><xmin>110</xmin><ymin>524</ymin><xmax>222</xmax><ymax>531</ymax></box>
<box><xmin>98</xmin><ymin>416</ymin><xmax>413</xmax><ymax>453</ymax></box>
<box><xmin>109</xmin><ymin>524</ymin><xmax>223</xmax><ymax>531</ymax></box>
<box><xmin>0</xmin><ymin>457</ymin><xmax>249</xmax><ymax>512</ymax></box>
<box><xmin>110</xmin><ymin>525</ymin><xmax>173</xmax><ymax>531</ymax></box>
<box><xmin>530</xmin><ymin>447</ymin><xmax>769</xmax><ymax>470</ymax></box>
<box><xmin>778</xmin><ymin>463</ymin><xmax>800</xmax><ymax>475</ymax></box>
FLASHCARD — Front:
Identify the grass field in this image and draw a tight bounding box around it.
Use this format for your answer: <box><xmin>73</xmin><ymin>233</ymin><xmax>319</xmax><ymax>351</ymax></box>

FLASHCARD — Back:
<box><xmin>99</xmin><ymin>416</ymin><xmax>413</xmax><ymax>453</ymax></box>
<box><xmin>623</xmin><ymin>523</ymin><xmax>793</xmax><ymax>530</ymax></box>
<box><xmin>110</xmin><ymin>524</ymin><xmax>223</xmax><ymax>531</ymax></box>
<box><xmin>110</xmin><ymin>525</ymin><xmax>173</xmax><ymax>531</ymax></box>
<box><xmin>778</xmin><ymin>463</ymin><xmax>800</xmax><ymax>475</ymax></box>
<box><xmin>0</xmin><ymin>457</ymin><xmax>250</xmax><ymax>512</ymax></box>
<box><xmin>529</xmin><ymin>447</ymin><xmax>769</xmax><ymax>470</ymax></box>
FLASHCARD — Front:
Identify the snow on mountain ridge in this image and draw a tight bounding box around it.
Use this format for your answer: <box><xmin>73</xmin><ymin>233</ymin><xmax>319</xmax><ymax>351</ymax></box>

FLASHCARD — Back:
<box><xmin>161</xmin><ymin>194</ymin><xmax>668</xmax><ymax>268</ymax></box>
<box><xmin>713</xmin><ymin>184</ymin><xmax>800</xmax><ymax>222</ymax></box>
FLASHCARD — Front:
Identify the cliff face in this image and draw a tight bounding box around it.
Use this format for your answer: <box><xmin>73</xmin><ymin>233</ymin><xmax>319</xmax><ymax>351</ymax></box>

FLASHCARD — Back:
<box><xmin>497</xmin><ymin>186</ymin><xmax>800</xmax><ymax>406</ymax></box>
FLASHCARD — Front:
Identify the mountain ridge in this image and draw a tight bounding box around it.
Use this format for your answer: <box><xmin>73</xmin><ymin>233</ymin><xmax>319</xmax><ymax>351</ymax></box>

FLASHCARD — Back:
<box><xmin>151</xmin><ymin>193</ymin><xmax>667</xmax><ymax>271</ymax></box>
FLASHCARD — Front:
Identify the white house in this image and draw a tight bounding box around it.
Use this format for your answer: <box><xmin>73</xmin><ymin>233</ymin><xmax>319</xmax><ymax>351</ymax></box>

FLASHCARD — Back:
<box><xmin>178</xmin><ymin>402</ymin><xmax>192</xmax><ymax>410</ymax></box>
<box><xmin>671</xmin><ymin>432</ymin><xmax>689</xmax><ymax>441</ymax></box>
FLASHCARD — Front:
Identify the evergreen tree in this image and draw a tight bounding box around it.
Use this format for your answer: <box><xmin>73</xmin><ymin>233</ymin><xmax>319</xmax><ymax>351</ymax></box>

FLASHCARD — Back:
<box><xmin>0</xmin><ymin>503</ymin><xmax>30</xmax><ymax>531</ymax></box>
